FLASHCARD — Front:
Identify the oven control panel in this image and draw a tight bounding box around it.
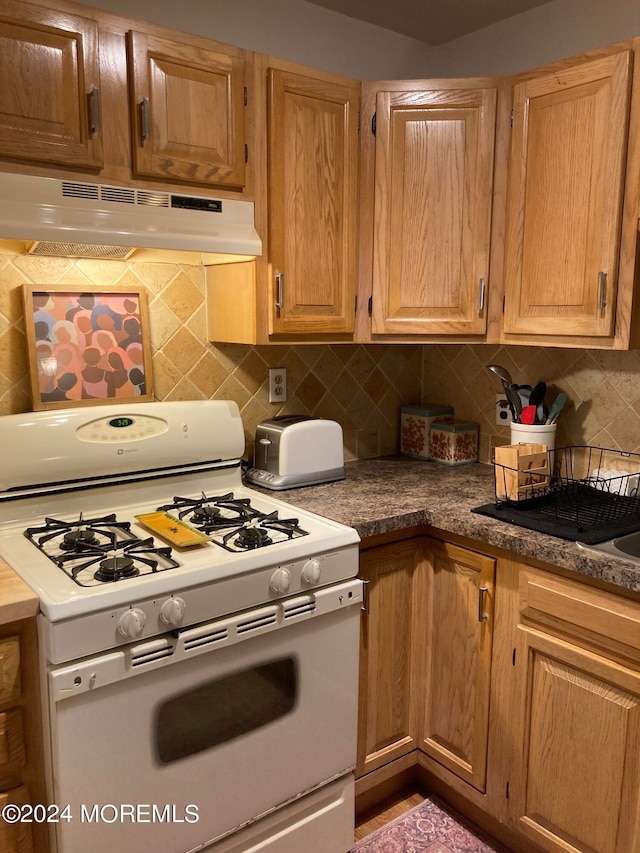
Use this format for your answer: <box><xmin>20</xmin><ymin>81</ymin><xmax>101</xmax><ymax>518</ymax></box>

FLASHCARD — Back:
<box><xmin>40</xmin><ymin>545</ymin><xmax>360</xmax><ymax>664</ymax></box>
<box><xmin>77</xmin><ymin>414</ymin><xmax>169</xmax><ymax>443</ymax></box>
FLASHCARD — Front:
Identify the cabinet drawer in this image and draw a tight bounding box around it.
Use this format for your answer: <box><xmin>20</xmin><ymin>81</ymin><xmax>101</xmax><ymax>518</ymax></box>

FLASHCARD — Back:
<box><xmin>0</xmin><ymin>638</ymin><xmax>20</xmax><ymax>707</ymax></box>
<box><xmin>0</xmin><ymin>786</ymin><xmax>32</xmax><ymax>852</ymax></box>
<box><xmin>519</xmin><ymin>567</ymin><xmax>640</xmax><ymax>660</ymax></box>
<box><xmin>0</xmin><ymin>710</ymin><xmax>25</xmax><ymax>775</ymax></box>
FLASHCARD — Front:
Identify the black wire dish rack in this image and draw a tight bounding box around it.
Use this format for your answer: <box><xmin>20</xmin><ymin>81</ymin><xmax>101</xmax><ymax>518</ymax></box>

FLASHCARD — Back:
<box><xmin>482</xmin><ymin>445</ymin><xmax>640</xmax><ymax>544</ymax></box>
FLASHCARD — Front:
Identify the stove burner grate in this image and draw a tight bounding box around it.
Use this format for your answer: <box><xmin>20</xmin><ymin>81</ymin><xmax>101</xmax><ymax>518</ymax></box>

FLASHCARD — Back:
<box><xmin>217</xmin><ymin>511</ymin><xmax>308</xmax><ymax>552</ymax></box>
<box><xmin>156</xmin><ymin>492</ymin><xmax>308</xmax><ymax>549</ymax></box>
<box><xmin>157</xmin><ymin>492</ymin><xmax>262</xmax><ymax>529</ymax></box>
<box><xmin>26</xmin><ymin>513</ymin><xmax>132</xmax><ymax>549</ymax></box>
<box><xmin>24</xmin><ymin>515</ymin><xmax>180</xmax><ymax>586</ymax></box>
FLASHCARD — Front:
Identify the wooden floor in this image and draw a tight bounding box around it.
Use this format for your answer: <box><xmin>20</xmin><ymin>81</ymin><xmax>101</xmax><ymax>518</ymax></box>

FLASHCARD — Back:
<box><xmin>354</xmin><ymin>786</ymin><xmax>428</xmax><ymax>841</ymax></box>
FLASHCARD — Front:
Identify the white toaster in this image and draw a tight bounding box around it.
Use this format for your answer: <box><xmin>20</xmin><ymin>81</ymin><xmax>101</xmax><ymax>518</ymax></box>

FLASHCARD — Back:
<box><xmin>244</xmin><ymin>415</ymin><xmax>345</xmax><ymax>490</ymax></box>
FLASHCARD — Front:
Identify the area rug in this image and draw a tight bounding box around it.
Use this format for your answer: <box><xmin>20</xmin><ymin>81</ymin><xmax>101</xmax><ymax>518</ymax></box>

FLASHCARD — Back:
<box><xmin>352</xmin><ymin>795</ymin><xmax>513</xmax><ymax>853</ymax></box>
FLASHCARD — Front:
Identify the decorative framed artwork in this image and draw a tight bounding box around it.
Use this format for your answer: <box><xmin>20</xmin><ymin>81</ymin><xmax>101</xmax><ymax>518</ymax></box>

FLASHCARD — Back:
<box><xmin>23</xmin><ymin>284</ymin><xmax>154</xmax><ymax>410</ymax></box>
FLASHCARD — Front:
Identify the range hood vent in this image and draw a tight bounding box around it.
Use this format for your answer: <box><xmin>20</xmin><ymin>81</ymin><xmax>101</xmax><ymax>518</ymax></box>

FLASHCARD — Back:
<box><xmin>0</xmin><ymin>173</ymin><xmax>261</xmax><ymax>258</ymax></box>
<box><xmin>28</xmin><ymin>241</ymin><xmax>136</xmax><ymax>260</ymax></box>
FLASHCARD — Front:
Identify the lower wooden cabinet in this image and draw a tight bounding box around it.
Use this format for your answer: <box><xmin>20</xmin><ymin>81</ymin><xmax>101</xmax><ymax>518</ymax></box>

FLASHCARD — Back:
<box><xmin>357</xmin><ymin>533</ymin><xmax>640</xmax><ymax>853</ymax></box>
<box><xmin>510</xmin><ymin>567</ymin><xmax>640</xmax><ymax>853</ymax></box>
<box><xmin>356</xmin><ymin>538</ymin><xmax>422</xmax><ymax>776</ymax></box>
<box><xmin>417</xmin><ymin>540</ymin><xmax>495</xmax><ymax>793</ymax></box>
<box><xmin>0</xmin><ymin>622</ymin><xmax>48</xmax><ymax>853</ymax></box>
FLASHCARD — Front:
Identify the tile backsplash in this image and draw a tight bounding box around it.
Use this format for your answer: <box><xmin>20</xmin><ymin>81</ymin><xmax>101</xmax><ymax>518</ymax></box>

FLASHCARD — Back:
<box><xmin>3</xmin><ymin>250</ymin><xmax>640</xmax><ymax>465</ymax></box>
<box><xmin>422</xmin><ymin>344</ymin><xmax>640</xmax><ymax>462</ymax></box>
<box><xmin>0</xmin><ymin>251</ymin><xmax>421</xmax><ymax>461</ymax></box>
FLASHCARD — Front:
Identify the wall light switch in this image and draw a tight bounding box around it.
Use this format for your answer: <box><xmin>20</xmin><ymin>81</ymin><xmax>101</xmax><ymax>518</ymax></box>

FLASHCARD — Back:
<box><xmin>269</xmin><ymin>368</ymin><xmax>287</xmax><ymax>403</ymax></box>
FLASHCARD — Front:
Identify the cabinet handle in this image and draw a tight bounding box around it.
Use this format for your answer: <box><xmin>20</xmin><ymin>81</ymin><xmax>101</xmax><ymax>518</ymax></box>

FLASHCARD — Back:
<box><xmin>139</xmin><ymin>97</ymin><xmax>151</xmax><ymax>144</ymax></box>
<box><xmin>478</xmin><ymin>586</ymin><xmax>489</xmax><ymax>622</ymax></box>
<box><xmin>360</xmin><ymin>578</ymin><xmax>369</xmax><ymax>614</ymax></box>
<box><xmin>88</xmin><ymin>86</ymin><xmax>101</xmax><ymax>135</ymax></box>
<box><xmin>598</xmin><ymin>272</ymin><xmax>607</xmax><ymax>309</ymax></box>
<box><xmin>478</xmin><ymin>277</ymin><xmax>486</xmax><ymax>314</ymax></box>
<box><xmin>275</xmin><ymin>273</ymin><xmax>284</xmax><ymax>312</ymax></box>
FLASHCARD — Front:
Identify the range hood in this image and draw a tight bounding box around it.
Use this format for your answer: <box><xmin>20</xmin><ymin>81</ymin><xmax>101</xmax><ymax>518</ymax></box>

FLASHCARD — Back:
<box><xmin>0</xmin><ymin>172</ymin><xmax>262</xmax><ymax>259</ymax></box>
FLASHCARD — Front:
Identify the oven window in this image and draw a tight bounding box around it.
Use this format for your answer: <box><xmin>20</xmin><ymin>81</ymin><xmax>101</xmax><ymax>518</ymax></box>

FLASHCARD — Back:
<box><xmin>156</xmin><ymin>657</ymin><xmax>297</xmax><ymax>764</ymax></box>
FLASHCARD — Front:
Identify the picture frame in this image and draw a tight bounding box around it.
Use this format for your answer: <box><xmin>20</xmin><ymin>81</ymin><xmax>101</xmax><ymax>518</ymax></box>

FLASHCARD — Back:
<box><xmin>22</xmin><ymin>284</ymin><xmax>154</xmax><ymax>411</ymax></box>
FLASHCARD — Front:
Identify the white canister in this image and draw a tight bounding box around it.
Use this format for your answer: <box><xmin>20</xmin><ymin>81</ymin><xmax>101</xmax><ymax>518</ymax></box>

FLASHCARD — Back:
<box><xmin>510</xmin><ymin>421</ymin><xmax>557</xmax><ymax>451</ymax></box>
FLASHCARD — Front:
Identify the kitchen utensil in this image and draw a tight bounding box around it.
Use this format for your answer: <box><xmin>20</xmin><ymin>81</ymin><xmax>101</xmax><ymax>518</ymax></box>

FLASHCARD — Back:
<box><xmin>506</xmin><ymin>385</ymin><xmax>522</xmax><ymax>422</ymax></box>
<box><xmin>545</xmin><ymin>392</ymin><xmax>568</xmax><ymax>424</ymax></box>
<box><xmin>487</xmin><ymin>364</ymin><xmax>513</xmax><ymax>390</ymax></box>
<box><xmin>520</xmin><ymin>405</ymin><xmax>537</xmax><ymax>425</ymax></box>
<box><xmin>529</xmin><ymin>381</ymin><xmax>546</xmax><ymax>410</ymax></box>
<box><xmin>515</xmin><ymin>384</ymin><xmax>532</xmax><ymax>410</ymax></box>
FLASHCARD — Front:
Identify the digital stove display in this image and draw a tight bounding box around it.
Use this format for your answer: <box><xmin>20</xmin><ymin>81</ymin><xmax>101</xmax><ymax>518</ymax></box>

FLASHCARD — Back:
<box><xmin>24</xmin><ymin>514</ymin><xmax>180</xmax><ymax>587</ymax></box>
<box><xmin>157</xmin><ymin>492</ymin><xmax>309</xmax><ymax>552</ymax></box>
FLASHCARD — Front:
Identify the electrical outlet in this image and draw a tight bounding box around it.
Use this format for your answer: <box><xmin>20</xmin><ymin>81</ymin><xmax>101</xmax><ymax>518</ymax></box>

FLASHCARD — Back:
<box><xmin>268</xmin><ymin>368</ymin><xmax>287</xmax><ymax>403</ymax></box>
<box><xmin>496</xmin><ymin>394</ymin><xmax>512</xmax><ymax>426</ymax></box>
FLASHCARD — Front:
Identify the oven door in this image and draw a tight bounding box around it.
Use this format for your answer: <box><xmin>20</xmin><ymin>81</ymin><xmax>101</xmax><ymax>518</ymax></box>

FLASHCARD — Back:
<box><xmin>45</xmin><ymin>580</ymin><xmax>362</xmax><ymax>853</ymax></box>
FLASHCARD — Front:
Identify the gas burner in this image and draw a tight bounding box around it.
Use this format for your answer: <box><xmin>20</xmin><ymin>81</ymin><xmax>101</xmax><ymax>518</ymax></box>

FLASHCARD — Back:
<box><xmin>61</xmin><ymin>529</ymin><xmax>99</xmax><ymax>550</ymax></box>
<box><xmin>235</xmin><ymin>526</ymin><xmax>272</xmax><ymax>550</ymax></box>
<box><xmin>215</xmin><ymin>511</ymin><xmax>308</xmax><ymax>553</ymax></box>
<box><xmin>94</xmin><ymin>556</ymin><xmax>139</xmax><ymax>583</ymax></box>
<box><xmin>192</xmin><ymin>505</ymin><xmax>221</xmax><ymax>523</ymax></box>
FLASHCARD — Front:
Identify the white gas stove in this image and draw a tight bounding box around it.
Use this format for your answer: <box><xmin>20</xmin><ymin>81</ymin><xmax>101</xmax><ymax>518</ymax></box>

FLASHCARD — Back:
<box><xmin>0</xmin><ymin>400</ymin><xmax>359</xmax><ymax>659</ymax></box>
<box><xmin>0</xmin><ymin>401</ymin><xmax>361</xmax><ymax>853</ymax></box>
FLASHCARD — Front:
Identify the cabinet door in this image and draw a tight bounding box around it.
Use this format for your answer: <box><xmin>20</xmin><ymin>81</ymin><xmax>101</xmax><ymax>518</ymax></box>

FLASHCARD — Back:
<box><xmin>511</xmin><ymin>627</ymin><xmax>640</xmax><ymax>853</ymax></box>
<box><xmin>0</xmin><ymin>0</ymin><xmax>102</xmax><ymax>168</ymax></box>
<box><xmin>370</xmin><ymin>86</ymin><xmax>496</xmax><ymax>336</ymax></box>
<box><xmin>267</xmin><ymin>69</ymin><xmax>359</xmax><ymax>335</ymax></box>
<box><xmin>417</xmin><ymin>540</ymin><xmax>495</xmax><ymax>792</ymax></box>
<box><xmin>503</xmin><ymin>52</ymin><xmax>631</xmax><ymax>338</ymax></box>
<box><xmin>127</xmin><ymin>30</ymin><xmax>246</xmax><ymax>188</ymax></box>
<box><xmin>357</xmin><ymin>539</ymin><xmax>422</xmax><ymax>777</ymax></box>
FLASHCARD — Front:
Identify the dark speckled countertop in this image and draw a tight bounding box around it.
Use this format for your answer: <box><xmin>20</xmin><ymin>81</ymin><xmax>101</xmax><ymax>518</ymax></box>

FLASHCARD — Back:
<box><xmin>245</xmin><ymin>456</ymin><xmax>640</xmax><ymax>595</ymax></box>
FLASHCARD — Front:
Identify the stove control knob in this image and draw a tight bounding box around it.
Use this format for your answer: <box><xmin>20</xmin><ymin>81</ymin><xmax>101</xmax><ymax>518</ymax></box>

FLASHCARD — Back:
<box><xmin>301</xmin><ymin>559</ymin><xmax>321</xmax><ymax>585</ymax></box>
<box><xmin>270</xmin><ymin>568</ymin><xmax>291</xmax><ymax>595</ymax></box>
<box><xmin>117</xmin><ymin>607</ymin><xmax>146</xmax><ymax>639</ymax></box>
<box><xmin>160</xmin><ymin>596</ymin><xmax>187</xmax><ymax>628</ymax></box>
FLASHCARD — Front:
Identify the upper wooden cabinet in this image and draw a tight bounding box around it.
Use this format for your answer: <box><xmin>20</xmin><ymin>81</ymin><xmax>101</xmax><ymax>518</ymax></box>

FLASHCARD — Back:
<box><xmin>359</xmin><ymin>80</ymin><xmax>501</xmax><ymax>341</ymax></box>
<box><xmin>0</xmin><ymin>0</ymin><xmax>103</xmax><ymax>169</ymax></box>
<box><xmin>206</xmin><ymin>61</ymin><xmax>360</xmax><ymax>345</ymax></box>
<box><xmin>267</xmin><ymin>67</ymin><xmax>359</xmax><ymax>336</ymax></box>
<box><xmin>503</xmin><ymin>50</ymin><xmax>634</xmax><ymax>345</ymax></box>
<box><xmin>127</xmin><ymin>30</ymin><xmax>247</xmax><ymax>188</ymax></box>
